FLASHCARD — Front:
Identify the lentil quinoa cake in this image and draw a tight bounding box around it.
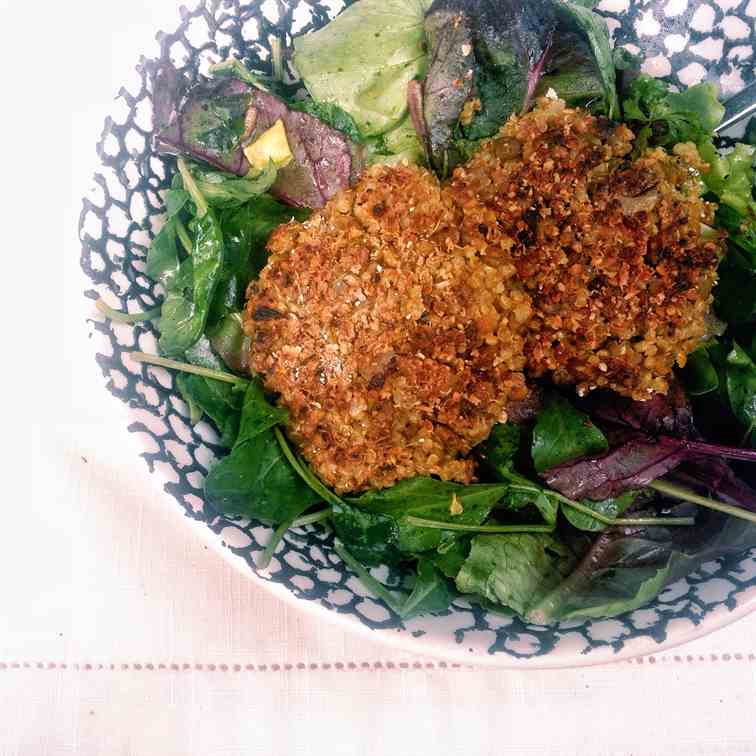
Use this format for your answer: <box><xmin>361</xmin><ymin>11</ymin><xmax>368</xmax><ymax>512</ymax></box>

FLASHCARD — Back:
<box><xmin>245</xmin><ymin>99</ymin><xmax>723</xmax><ymax>493</ymax></box>
<box><xmin>245</xmin><ymin>163</ymin><xmax>532</xmax><ymax>493</ymax></box>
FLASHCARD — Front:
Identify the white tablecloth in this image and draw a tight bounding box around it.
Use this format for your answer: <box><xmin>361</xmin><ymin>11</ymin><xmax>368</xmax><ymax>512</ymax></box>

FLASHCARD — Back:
<box><xmin>4</xmin><ymin>2</ymin><xmax>756</xmax><ymax>754</ymax></box>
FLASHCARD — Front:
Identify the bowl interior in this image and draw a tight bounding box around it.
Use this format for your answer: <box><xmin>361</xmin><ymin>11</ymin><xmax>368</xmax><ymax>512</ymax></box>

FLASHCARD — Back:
<box><xmin>79</xmin><ymin>0</ymin><xmax>756</xmax><ymax>664</ymax></box>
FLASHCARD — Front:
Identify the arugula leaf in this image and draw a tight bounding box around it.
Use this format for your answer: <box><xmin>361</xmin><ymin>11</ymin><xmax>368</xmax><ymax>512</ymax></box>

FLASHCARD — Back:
<box><xmin>455</xmin><ymin>533</ymin><xmax>576</xmax><ymax>616</ymax></box>
<box><xmin>400</xmin><ymin>559</ymin><xmax>452</xmax><ymax>619</ymax></box>
<box><xmin>532</xmin><ymin>394</ymin><xmax>609</xmax><ymax>472</ymax></box>
<box><xmin>203</xmin><ymin>381</ymin><xmax>319</xmax><ymax>524</ymax></box>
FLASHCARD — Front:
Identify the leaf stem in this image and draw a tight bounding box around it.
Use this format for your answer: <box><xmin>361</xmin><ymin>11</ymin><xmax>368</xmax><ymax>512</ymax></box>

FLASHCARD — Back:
<box><xmin>257</xmin><ymin>518</ymin><xmax>293</xmax><ymax>569</ymax></box>
<box><xmin>404</xmin><ymin>516</ymin><xmax>554</xmax><ymax>534</ymax></box>
<box><xmin>333</xmin><ymin>541</ymin><xmax>406</xmax><ymax>614</ymax></box>
<box><xmin>175</xmin><ymin>216</ymin><xmax>193</xmax><ymax>255</ymax></box>
<box><xmin>558</xmin><ymin>498</ymin><xmax>695</xmax><ymax>527</ymax></box>
<box><xmin>177</xmin><ymin>157</ymin><xmax>209</xmax><ymax>218</ymax></box>
<box><xmin>291</xmin><ymin>508</ymin><xmax>332</xmax><ymax>528</ymax></box>
<box><xmin>270</xmin><ymin>34</ymin><xmax>284</xmax><ymax>83</ymax></box>
<box><xmin>650</xmin><ymin>479</ymin><xmax>756</xmax><ymax>524</ymax></box>
<box><xmin>129</xmin><ymin>351</ymin><xmax>249</xmax><ymax>387</ymax></box>
<box><xmin>95</xmin><ymin>298</ymin><xmax>161</xmax><ymax>324</ymax></box>
<box><xmin>501</xmin><ymin>471</ymin><xmax>693</xmax><ymax>526</ymax></box>
<box><xmin>273</xmin><ymin>427</ymin><xmax>343</xmax><ymax>507</ymax></box>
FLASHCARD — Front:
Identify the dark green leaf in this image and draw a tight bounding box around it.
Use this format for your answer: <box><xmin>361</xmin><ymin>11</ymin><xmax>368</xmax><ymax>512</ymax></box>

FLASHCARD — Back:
<box><xmin>330</xmin><ymin>501</ymin><xmax>402</xmax><ymax>566</ymax></box>
<box><xmin>186</xmin><ymin>161</ymin><xmax>278</xmax><ymax>209</ymax></box>
<box><xmin>532</xmin><ymin>394</ymin><xmax>609</xmax><ymax>472</ymax></box>
<box><xmin>204</xmin><ymin>428</ymin><xmax>320</xmax><ymax>523</ymax></box>
<box><xmin>454</xmin><ymin>533</ymin><xmax>576</xmax><ymax>616</ymax></box>
<box><xmin>725</xmin><ymin>343</ymin><xmax>756</xmax><ymax>439</ymax></box>
<box><xmin>562</xmin><ymin>491</ymin><xmax>638</xmax><ymax>532</ymax></box>
<box><xmin>681</xmin><ymin>347</ymin><xmax>720</xmax><ymax>396</ymax></box>
<box><xmin>235</xmin><ymin>379</ymin><xmax>289</xmax><ymax>447</ymax></box>
<box><xmin>158</xmin><ymin>210</ymin><xmax>226</xmax><ymax>357</ymax></box>
<box><xmin>145</xmin><ymin>219</ymin><xmax>180</xmax><ymax>286</ymax></box>
<box><xmin>349</xmin><ymin>477</ymin><xmax>509</xmax><ymax>553</ymax></box>
<box><xmin>429</xmin><ymin>538</ymin><xmax>471</xmax><ymax>579</ymax></box>
<box><xmin>399</xmin><ymin>559</ymin><xmax>452</xmax><ymax>619</ymax></box>
<box><xmin>175</xmin><ymin>373</ymin><xmax>242</xmax><ymax>447</ymax></box>
<box><xmin>479</xmin><ymin>422</ymin><xmax>521</xmax><ymax>475</ymax></box>
<box><xmin>551</xmin><ymin>1</ymin><xmax>618</xmax><ymax>118</ymax></box>
<box><xmin>165</xmin><ymin>188</ymin><xmax>190</xmax><ymax>218</ymax></box>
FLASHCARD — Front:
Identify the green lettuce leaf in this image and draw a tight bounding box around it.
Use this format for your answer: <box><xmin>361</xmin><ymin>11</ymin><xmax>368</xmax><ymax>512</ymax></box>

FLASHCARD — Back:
<box><xmin>455</xmin><ymin>533</ymin><xmax>576</xmax><ymax>616</ymax></box>
<box><xmin>292</xmin><ymin>0</ymin><xmax>432</xmax><ymax>137</ymax></box>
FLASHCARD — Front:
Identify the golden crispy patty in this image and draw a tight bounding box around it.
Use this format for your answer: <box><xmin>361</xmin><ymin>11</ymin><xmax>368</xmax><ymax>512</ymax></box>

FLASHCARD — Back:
<box><xmin>245</xmin><ymin>99</ymin><xmax>723</xmax><ymax>493</ymax></box>
<box><xmin>448</xmin><ymin>98</ymin><xmax>722</xmax><ymax>398</ymax></box>
<box><xmin>245</xmin><ymin>164</ymin><xmax>531</xmax><ymax>493</ymax></box>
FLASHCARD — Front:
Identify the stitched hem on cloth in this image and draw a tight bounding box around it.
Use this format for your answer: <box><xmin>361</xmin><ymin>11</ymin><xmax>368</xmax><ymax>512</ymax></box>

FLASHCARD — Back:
<box><xmin>0</xmin><ymin>654</ymin><xmax>754</xmax><ymax>672</ymax></box>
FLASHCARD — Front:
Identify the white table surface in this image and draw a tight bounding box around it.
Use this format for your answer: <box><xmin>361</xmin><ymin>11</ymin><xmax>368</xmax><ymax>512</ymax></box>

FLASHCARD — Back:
<box><xmin>4</xmin><ymin>2</ymin><xmax>756</xmax><ymax>754</ymax></box>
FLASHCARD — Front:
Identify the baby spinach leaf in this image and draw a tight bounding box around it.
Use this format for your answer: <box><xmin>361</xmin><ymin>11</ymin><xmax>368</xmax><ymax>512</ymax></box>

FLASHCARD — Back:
<box><xmin>158</xmin><ymin>210</ymin><xmax>226</xmax><ymax>357</ymax></box>
<box><xmin>235</xmin><ymin>379</ymin><xmax>289</xmax><ymax>446</ymax></box>
<box><xmin>681</xmin><ymin>347</ymin><xmax>720</xmax><ymax>396</ymax></box>
<box><xmin>145</xmin><ymin>219</ymin><xmax>181</xmax><ymax>287</ymax></box>
<box><xmin>203</xmin><ymin>381</ymin><xmax>318</xmax><ymax>524</ymax></box>
<box><xmin>562</xmin><ymin>491</ymin><xmax>638</xmax><ymax>532</ymax></box>
<box><xmin>532</xmin><ymin>394</ymin><xmax>609</xmax><ymax>472</ymax></box>
<box><xmin>176</xmin><ymin>373</ymin><xmax>243</xmax><ymax>447</ymax></box>
<box><xmin>348</xmin><ymin>477</ymin><xmax>509</xmax><ymax>554</ymax></box>
<box><xmin>454</xmin><ymin>533</ymin><xmax>576</xmax><ymax>616</ymax></box>
<box><xmin>165</xmin><ymin>188</ymin><xmax>190</xmax><ymax>217</ymax></box>
<box><xmin>399</xmin><ymin>559</ymin><xmax>453</xmax><ymax>619</ymax></box>
<box><xmin>331</xmin><ymin>502</ymin><xmax>403</xmax><ymax>566</ymax></box>
<box><xmin>204</xmin><ymin>428</ymin><xmax>320</xmax><ymax>523</ymax></box>
<box><xmin>351</xmin><ymin>477</ymin><xmax>508</xmax><ymax>517</ymax></box>
<box><xmin>219</xmin><ymin>195</ymin><xmax>309</xmax><ymax>283</ymax></box>
<box><xmin>185</xmin><ymin>162</ymin><xmax>278</xmax><ymax>210</ymax></box>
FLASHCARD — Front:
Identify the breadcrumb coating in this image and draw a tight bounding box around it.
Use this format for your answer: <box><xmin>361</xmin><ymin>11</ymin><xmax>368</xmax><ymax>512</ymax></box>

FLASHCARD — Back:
<box><xmin>245</xmin><ymin>99</ymin><xmax>724</xmax><ymax>492</ymax></box>
<box><xmin>245</xmin><ymin>164</ymin><xmax>530</xmax><ymax>493</ymax></box>
<box><xmin>448</xmin><ymin>97</ymin><xmax>722</xmax><ymax>399</ymax></box>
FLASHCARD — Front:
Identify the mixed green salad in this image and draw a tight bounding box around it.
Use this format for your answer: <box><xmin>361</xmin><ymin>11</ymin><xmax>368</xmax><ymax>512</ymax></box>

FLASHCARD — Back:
<box><xmin>98</xmin><ymin>0</ymin><xmax>756</xmax><ymax>623</ymax></box>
